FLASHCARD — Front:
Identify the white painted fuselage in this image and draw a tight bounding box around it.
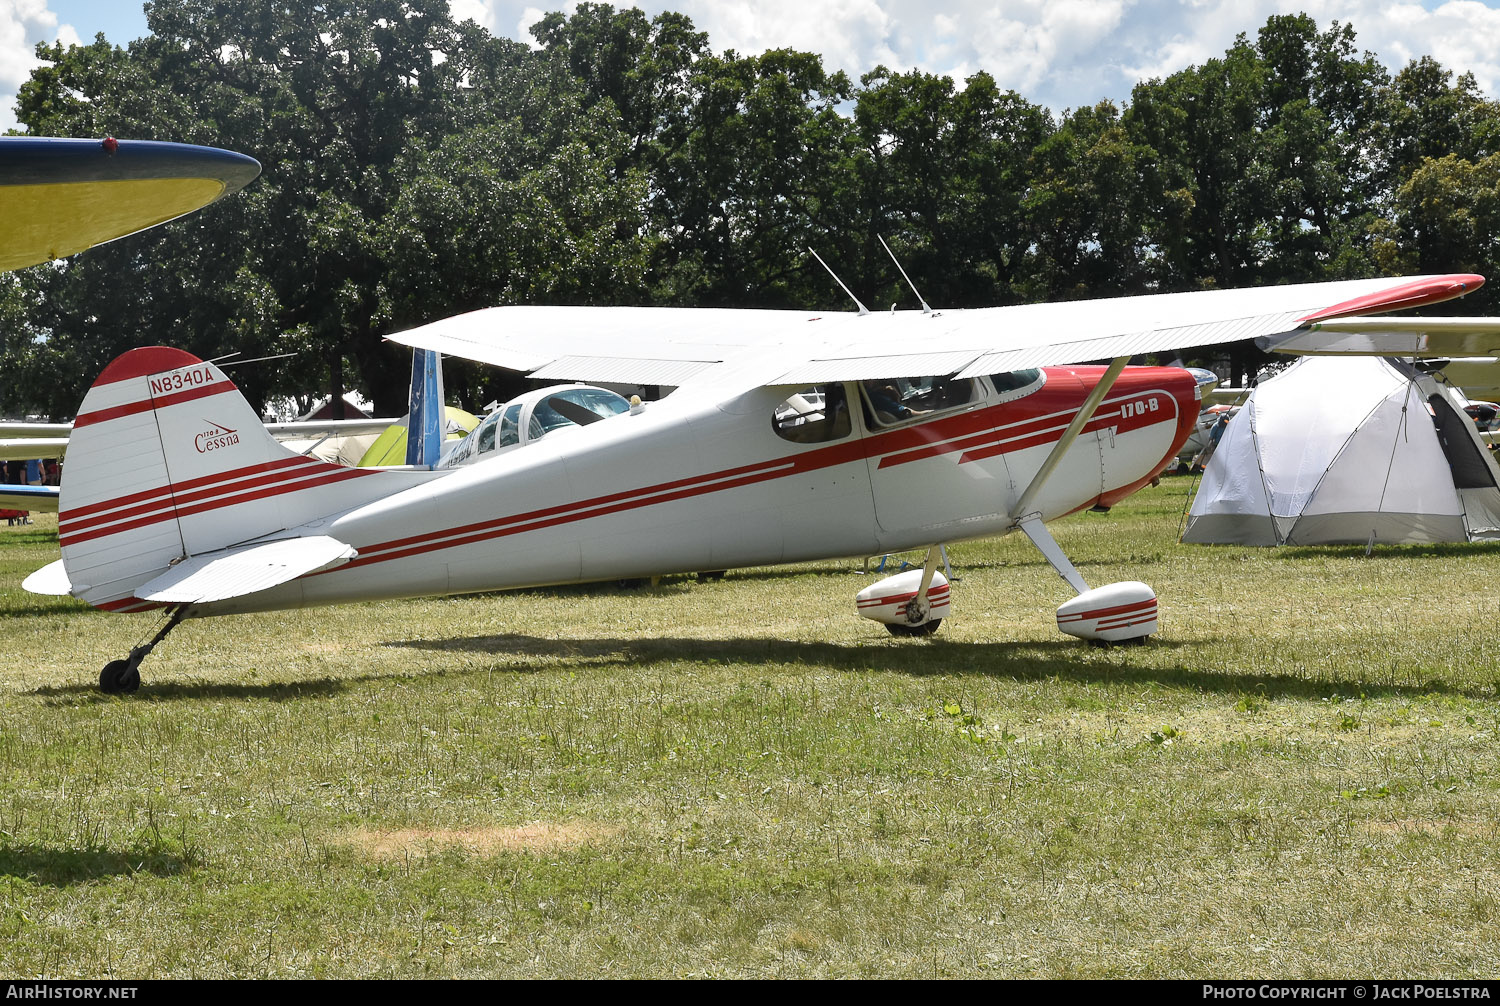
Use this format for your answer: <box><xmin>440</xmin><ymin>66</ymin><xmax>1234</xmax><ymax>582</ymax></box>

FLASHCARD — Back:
<box><xmin>196</xmin><ymin>365</ymin><xmax>1198</xmax><ymax>615</ymax></box>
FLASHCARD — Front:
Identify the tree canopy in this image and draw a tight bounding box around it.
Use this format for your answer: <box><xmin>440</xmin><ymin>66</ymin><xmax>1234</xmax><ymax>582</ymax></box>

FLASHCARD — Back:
<box><xmin>7</xmin><ymin>3</ymin><xmax>1500</xmax><ymax>417</ymax></box>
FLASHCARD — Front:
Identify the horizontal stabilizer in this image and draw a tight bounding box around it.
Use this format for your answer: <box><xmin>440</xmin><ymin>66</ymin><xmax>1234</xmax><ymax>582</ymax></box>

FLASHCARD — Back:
<box><xmin>22</xmin><ymin>559</ymin><xmax>71</xmax><ymax>596</ymax></box>
<box><xmin>136</xmin><ymin>536</ymin><xmax>356</xmax><ymax>605</ymax></box>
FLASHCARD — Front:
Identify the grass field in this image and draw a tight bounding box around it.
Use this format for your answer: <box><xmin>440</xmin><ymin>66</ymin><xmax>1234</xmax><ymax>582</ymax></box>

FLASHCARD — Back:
<box><xmin>1</xmin><ymin>478</ymin><xmax>1497</xmax><ymax>978</ymax></box>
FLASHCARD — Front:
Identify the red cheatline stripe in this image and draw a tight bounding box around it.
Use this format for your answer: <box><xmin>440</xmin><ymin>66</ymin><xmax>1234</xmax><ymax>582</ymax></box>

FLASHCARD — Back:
<box><xmin>878</xmin><ymin>388</ymin><xmax>1174</xmax><ymax>471</ymax></box>
<box><xmin>339</xmin><ymin>455</ymin><xmax>809</xmax><ymax>567</ymax></box>
<box><xmin>880</xmin><ymin>416</ymin><xmax>1076</xmax><ymax>470</ymax></box>
<box><xmin>340</xmin><ymin>397</ymin><xmax>1107</xmax><ymax>568</ymax></box>
<box><xmin>334</xmin><ymin>464</ymin><xmax>811</xmax><ymax>571</ymax></box>
<box><xmin>876</xmin><ymin>399</ymin><xmax>1125</xmax><ymax>471</ymax></box>
<box><xmin>74</xmin><ymin>381</ymin><xmax>237</xmax><ymax>428</ymax></box>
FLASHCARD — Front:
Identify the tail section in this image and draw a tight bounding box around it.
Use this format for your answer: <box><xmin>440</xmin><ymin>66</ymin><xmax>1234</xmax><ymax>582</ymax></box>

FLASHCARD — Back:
<box><xmin>57</xmin><ymin>347</ymin><xmax>422</xmax><ymax>612</ymax></box>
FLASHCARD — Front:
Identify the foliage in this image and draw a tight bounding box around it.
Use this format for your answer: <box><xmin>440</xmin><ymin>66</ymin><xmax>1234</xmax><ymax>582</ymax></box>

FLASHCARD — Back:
<box><xmin>5</xmin><ymin>6</ymin><xmax>1500</xmax><ymax>415</ymax></box>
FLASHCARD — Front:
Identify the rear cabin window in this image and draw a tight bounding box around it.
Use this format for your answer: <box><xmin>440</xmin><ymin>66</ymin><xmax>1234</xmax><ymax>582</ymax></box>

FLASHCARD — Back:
<box><xmin>987</xmin><ymin>368</ymin><xmax>1045</xmax><ymax>401</ymax></box>
<box><xmin>773</xmin><ymin>384</ymin><xmax>852</xmax><ymax>443</ymax></box>
<box><xmin>860</xmin><ymin>376</ymin><xmax>976</xmax><ymax>428</ymax></box>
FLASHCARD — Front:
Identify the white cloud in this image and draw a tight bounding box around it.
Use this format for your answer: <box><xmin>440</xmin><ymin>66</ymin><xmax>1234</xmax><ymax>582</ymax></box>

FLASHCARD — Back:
<box><xmin>486</xmin><ymin>1</ymin><xmax>1500</xmax><ymax>113</ymax></box>
<box><xmin>1</xmin><ymin>0</ymin><xmax>79</xmax><ymax>133</ymax></box>
<box><xmin>9</xmin><ymin>1</ymin><xmax>1500</xmax><ymax>135</ymax></box>
<box><xmin>449</xmin><ymin>0</ymin><xmax>500</xmax><ymax>32</ymax></box>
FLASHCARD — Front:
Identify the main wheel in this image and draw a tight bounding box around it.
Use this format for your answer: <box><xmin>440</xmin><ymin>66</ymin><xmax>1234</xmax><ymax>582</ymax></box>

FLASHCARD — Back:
<box><xmin>886</xmin><ymin>618</ymin><xmax>942</xmax><ymax>637</ymax></box>
<box><xmin>98</xmin><ymin>659</ymin><xmax>140</xmax><ymax>694</ymax></box>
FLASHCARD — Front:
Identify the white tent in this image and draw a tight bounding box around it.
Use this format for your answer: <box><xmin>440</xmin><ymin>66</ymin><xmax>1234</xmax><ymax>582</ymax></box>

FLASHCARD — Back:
<box><xmin>1182</xmin><ymin>356</ymin><xmax>1500</xmax><ymax>546</ymax></box>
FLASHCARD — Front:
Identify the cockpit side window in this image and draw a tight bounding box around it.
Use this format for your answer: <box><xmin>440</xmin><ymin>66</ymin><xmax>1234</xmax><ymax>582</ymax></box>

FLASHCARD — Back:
<box><xmin>497</xmin><ymin>403</ymin><xmax>523</xmax><ymax>449</ymax></box>
<box><xmin>860</xmin><ymin>376</ymin><xmax>976</xmax><ymax>428</ymax></box>
<box><xmin>476</xmin><ymin>412</ymin><xmax>501</xmax><ymax>454</ymax></box>
<box><xmin>985</xmin><ymin>369</ymin><xmax>1046</xmax><ymax>403</ymax></box>
<box><xmin>773</xmin><ymin>384</ymin><xmax>853</xmax><ymax>443</ymax></box>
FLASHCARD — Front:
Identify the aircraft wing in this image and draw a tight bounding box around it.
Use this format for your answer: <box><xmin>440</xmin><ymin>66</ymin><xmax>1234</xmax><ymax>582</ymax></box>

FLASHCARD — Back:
<box><xmin>262</xmin><ymin>419</ymin><xmax>399</xmax><ymax>439</ymax></box>
<box><xmin>0</xmin><ymin>484</ymin><xmax>59</xmax><ymax>513</ymax></box>
<box><xmin>1</xmin><ymin>137</ymin><xmax>261</xmax><ymax>272</ymax></box>
<box><xmin>1260</xmin><ymin>317</ymin><xmax>1500</xmax><ymax>357</ymax></box>
<box><xmin>384</xmin><ymin>275</ymin><xmax>1484</xmax><ymax>389</ymax></box>
<box><xmin>0</xmin><ymin>438</ymin><xmax>68</xmax><ymax>461</ymax></box>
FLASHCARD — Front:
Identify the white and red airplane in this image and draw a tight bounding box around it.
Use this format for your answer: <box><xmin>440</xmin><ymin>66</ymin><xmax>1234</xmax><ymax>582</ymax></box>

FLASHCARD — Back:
<box><xmin>21</xmin><ymin>272</ymin><xmax>1493</xmax><ymax>692</ymax></box>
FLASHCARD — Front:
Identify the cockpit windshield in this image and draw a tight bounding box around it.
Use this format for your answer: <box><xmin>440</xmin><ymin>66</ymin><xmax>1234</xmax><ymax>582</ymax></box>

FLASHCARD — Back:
<box><xmin>528</xmin><ymin>387</ymin><xmax>630</xmax><ymax>440</ymax></box>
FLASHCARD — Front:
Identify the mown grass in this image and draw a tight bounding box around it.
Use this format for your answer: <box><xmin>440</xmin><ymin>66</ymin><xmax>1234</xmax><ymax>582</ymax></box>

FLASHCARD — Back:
<box><xmin>1</xmin><ymin>479</ymin><xmax>1498</xmax><ymax>977</ymax></box>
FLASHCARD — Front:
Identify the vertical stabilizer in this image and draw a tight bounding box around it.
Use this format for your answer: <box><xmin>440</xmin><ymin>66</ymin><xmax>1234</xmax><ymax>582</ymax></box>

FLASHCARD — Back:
<box><xmin>405</xmin><ymin>348</ymin><xmax>444</xmax><ymax>467</ymax></box>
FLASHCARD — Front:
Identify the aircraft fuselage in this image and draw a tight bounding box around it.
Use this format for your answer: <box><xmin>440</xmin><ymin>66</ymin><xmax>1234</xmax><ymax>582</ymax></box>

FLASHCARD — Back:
<box><xmin>198</xmin><ymin>365</ymin><xmax>1199</xmax><ymax>615</ymax></box>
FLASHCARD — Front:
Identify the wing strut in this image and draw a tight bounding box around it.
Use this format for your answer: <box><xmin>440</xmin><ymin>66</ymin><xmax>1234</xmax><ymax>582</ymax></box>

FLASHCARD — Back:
<box><xmin>1010</xmin><ymin>356</ymin><xmax>1129</xmax><ymax>521</ymax></box>
<box><xmin>1017</xmin><ymin>515</ymin><xmax>1089</xmax><ymax>595</ymax></box>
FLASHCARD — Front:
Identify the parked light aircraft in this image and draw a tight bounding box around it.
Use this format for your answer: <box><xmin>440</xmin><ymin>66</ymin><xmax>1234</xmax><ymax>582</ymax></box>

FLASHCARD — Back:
<box><xmin>19</xmin><ymin>273</ymin><xmax>1491</xmax><ymax>692</ymax></box>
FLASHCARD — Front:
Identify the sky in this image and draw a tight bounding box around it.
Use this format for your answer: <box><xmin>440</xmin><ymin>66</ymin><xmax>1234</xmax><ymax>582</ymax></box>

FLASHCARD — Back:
<box><xmin>6</xmin><ymin>0</ymin><xmax>1500</xmax><ymax>134</ymax></box>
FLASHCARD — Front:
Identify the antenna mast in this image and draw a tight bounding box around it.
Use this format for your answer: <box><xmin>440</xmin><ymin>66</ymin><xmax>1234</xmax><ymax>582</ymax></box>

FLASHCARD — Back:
<box><xmin>878</xmin><ymin>234</ymin><xmax>931</xmax><ymax>314</ymax></box>
<box><xmin>807</xmin><ymin>247</ymin><xmax>870</xmax><ymax>316</ymax></box>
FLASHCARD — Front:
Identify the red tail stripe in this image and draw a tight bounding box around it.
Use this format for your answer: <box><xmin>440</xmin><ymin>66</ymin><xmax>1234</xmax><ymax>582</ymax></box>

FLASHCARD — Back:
<box><xmin>60</xmin><ymin>456</ymin><xmax>327</xmax><ymax>524</ymax></box>
<box><xmin>61</xmin><ymin>467</ymin><xmax>372</xmax><ymax>547</ymax></box>
<box><xmin>61</xmin><ymin>459</ymin><xmax>368</xmax><ymax>537</ymax></box>
<box><xmin>74</xmin><ymin>381</ymin><xmax>238</xmax><ymax>429</ymax></box>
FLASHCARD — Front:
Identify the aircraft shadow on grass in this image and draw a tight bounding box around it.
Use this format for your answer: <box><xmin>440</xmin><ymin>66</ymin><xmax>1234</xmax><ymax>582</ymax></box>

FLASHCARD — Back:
<box><xmin>384</xmin><ymin>633</ymin><xmax>1496</xmax><ymax>702</ymax></box>
<box><xmin>28</xmin><ymin>677</ymin><xmax>348</xmax><ymax>705</ymax></box>
<box><xmin>0</xmin><ymin>844</ymin><xmax>192</xmax><ymax>887</ymax></box>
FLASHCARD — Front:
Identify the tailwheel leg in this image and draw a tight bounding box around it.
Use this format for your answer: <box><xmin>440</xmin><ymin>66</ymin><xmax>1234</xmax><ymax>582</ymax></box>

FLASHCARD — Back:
<box><xmin>98</xmin><ymin>606</ymin><xmax>188</xmax><ymax>694</ymax></box>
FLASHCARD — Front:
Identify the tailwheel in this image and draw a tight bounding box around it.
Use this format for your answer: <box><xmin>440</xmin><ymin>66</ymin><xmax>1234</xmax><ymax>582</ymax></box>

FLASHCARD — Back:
<box><xmin>99</xmin><ymin>659</ymin><xmax>140</xmax><ymax>694</ymax></box>
<box><xmin>886</xmin><ymin>618</ymin><xmax>941</xmax><ymax>637</ymax></box>
<box><xmin>94</xmin><ymin>606</ymin><xmax>188</xmax><ymax>694</ymax></box>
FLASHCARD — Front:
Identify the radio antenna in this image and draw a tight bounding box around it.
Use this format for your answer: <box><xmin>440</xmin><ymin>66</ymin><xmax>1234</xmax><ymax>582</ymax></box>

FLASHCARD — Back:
<box><xmin>807</xmin><ymin>247</ymin><xmax>869</xmax><ymax>316</ymax></box>
<box><xmin>220</xmin><ymin>352</ymin><xmax>298</xmax><ymax>369</ymax></box>
<box><xmin>878</xmin><ymin>234</ymin><xmax>931</xmax><ymax>314</ymax></box>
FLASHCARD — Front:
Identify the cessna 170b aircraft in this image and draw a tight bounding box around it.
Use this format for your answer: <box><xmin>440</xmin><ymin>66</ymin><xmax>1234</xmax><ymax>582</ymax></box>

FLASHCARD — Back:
<box><xmin>20</xmin><ymin>271</ymin><xmax>1496</xmax><ymax>692</ymax></box>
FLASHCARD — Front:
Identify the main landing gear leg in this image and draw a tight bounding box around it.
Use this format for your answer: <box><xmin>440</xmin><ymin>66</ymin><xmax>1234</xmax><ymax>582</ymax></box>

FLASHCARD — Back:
<box><xmin>99</xmin><ymin>606</ymin><xmax>188</xmax><ymax>694</ymax></box>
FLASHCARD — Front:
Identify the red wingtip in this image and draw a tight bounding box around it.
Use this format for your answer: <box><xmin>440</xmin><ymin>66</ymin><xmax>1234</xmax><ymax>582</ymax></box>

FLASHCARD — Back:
<box><xmin>93</xmin><ymin>346</ymin><xmax>209</xmax><ymax>387</ymax></box>
<box><xmin>1300</xmin><ymin>274</ymin><xmax>1486</xmax><ymax>324</ymax></box>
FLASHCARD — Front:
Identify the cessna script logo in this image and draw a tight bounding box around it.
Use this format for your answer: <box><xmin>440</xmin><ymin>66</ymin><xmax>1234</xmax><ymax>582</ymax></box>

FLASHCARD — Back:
<box><xmin>194</xmin><ymin>421</ymin><xmax>240</xmax><ymax>453</ymax></box>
